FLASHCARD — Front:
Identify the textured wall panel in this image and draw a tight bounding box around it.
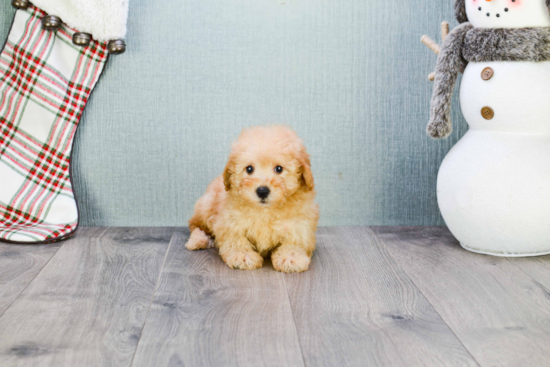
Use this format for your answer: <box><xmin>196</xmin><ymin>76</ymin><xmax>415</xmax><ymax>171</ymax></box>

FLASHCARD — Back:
<box><xmin>0</xmin><ymin>0</ymin><xmax>467</xmax><ymax>226</ymax></box>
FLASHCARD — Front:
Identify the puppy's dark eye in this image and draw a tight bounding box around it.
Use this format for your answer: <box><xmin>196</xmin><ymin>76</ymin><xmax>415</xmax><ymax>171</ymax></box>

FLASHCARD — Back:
<box><xmin>246</xmin><ymin>166</ymin><xmax>254</xmax><ymax>174</ymax></box>
<box><xmin>275</xmin><ymin>166</ymin><xmax>283</xmax><ymax>174</ymax></box>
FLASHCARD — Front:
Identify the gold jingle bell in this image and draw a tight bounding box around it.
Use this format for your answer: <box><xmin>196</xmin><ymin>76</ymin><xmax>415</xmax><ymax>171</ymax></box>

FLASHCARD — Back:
<box><xmin>73</xmin><ymin>32</ymin><xmax>92</xmax><ymax>47</ymax></box>
<box><xmin>11</xmin><ymin>0</ymin><xmax>30</xmax><ymax>9</ymax></box>
<box><xmin>42</xmin><ymin>15</ymin><xmax>62</xmax><ymax>31</ymax></box>
<box><xmin>108</xmin><ymin>40</ymin><xmax>126</xmax><ymax>55</ymax></box>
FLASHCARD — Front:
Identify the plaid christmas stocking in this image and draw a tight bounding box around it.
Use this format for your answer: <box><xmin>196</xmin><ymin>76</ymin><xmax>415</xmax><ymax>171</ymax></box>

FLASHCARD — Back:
<box><xmin>0</xmin><ymin>2</ymin><xmax>128</xmax><ymax>244</ymax></box>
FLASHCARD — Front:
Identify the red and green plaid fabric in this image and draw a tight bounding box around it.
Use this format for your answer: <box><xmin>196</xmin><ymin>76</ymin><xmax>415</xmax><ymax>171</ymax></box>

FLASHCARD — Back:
<box><xmin>0</xmin><ymin>5</ymin><xmax>108</xmax><ymax>243</ymax></box>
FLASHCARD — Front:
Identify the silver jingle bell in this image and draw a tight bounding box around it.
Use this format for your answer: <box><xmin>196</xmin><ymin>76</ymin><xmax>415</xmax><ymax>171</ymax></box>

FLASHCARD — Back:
<box><xmin>73</xmin><ymin>32</ymin><xmax>92</xmax><ymax>47</ymax></box>
<box><xmin>42</xmin><ymin>15</ymin><xmax>62</xmax><ymax>31</ymax></box>
<box><xmin>11</xmin><ymin>0</ymin><xmax>30</xmax><ymax>9</ymax></box>
<box><xmin>108</xmin><ymin>40</ymin><xmax>126</xmax><ymax>55</ymax></box>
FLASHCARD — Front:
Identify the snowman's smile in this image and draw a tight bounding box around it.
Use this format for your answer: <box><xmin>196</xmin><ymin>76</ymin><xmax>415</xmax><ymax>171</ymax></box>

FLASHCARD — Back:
<box><xmin>467</xmin><ymin>0</ymin><xmax>550</xmax><ymax>29</ymax></box>
<box><xmin>477</xmin><ymin>6</ymin><xmax>509</xmax><ymax>18</ymax></box>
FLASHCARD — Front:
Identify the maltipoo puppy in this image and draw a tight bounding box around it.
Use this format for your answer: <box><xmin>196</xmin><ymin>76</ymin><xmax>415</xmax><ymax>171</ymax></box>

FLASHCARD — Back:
<box><xmin>185</xmin><ymin>126</ymin><xmax>319</xmax><ymax>273</ymax></box>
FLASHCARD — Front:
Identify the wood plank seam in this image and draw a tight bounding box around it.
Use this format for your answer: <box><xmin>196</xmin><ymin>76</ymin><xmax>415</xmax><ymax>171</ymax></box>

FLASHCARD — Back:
<box><xmin>0</xmin><ymin>244</ymin><xmax>63</xmax><ymax>320</ymax></box>
<box><xmin>369</xmin><ymin>228</ymin><xmax>483</xmax><ymax>367</ymax></box>
<box><xmin>0</xmin><ymin>227</ymin><xmax>172</xmax><ymax>366</ymax></box>
<box><xmin>282</xmin><ymin>275</ymin><xmax>308</xmax><ymax>367</ymax></box>
<box><xmin>129</xmin><ymin>228</ymin><xmax>176</xmax><ymax>367</ymax></box>
<box><xmin>284</xmin><ymin>227</ymin><xmax>479</xmax><ymax>366</ymax></box>
<box><xmin>504</xmin><ymin>258</ymin><xmax>550</xmax><ymax>296</ymax></box>
<box><xmin>130</xmin><ymin>229</ymin><xmax>305</xmax><ymax>366</ymax></box>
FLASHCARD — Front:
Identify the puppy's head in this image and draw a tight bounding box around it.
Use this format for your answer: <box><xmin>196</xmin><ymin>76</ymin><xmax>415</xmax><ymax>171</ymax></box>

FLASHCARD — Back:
<box><xmin>223</xmin><ymin>126</ymin><xmax>314</xmax><ymax>207</ymax></box>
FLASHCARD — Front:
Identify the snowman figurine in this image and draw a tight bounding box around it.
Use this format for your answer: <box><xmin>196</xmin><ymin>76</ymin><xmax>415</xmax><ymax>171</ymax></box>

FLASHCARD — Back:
<box><xmin>426</xmin><ymin>0</ymin><xmax>550</xmax><ymax>256</ymax></box>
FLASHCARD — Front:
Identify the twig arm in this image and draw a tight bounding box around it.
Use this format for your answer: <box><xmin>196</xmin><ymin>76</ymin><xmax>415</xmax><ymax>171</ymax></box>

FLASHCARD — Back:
<box><xmin>422</xmin><ymin>21</ymin><xmax>453</xmax><ymax>81</ymax></box>
<box><xmin>441</xmin><ymin>21</ymin><xmax>449</xmax><ymax>41</ymax></box>
<box><xmin>421</xmin><ymin>35</ymin><xmax>440</xmax><ymax>55</ymax></box>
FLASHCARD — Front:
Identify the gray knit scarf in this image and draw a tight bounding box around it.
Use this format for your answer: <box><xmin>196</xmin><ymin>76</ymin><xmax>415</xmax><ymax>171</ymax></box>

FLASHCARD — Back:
<box><xmin>428</xmin><ymin>23</ymin><xmax>550</xmax><ymax>138</ymax></box>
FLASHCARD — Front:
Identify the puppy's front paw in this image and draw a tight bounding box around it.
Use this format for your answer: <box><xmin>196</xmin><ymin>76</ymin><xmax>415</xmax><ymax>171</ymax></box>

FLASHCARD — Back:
<box><xmin>272</xmin><ymin>248</ymin><xmax>311</xmax><ymax>273</ymax></box>
<box><xmin>186</xmin><ymin>229</ymin><xmax>213</xmax><ymax>251</ymax></box>
<box><xmin>222</xmin><ymin>250</ymin><xmax>264</xmax><ymax>270</ymax></box>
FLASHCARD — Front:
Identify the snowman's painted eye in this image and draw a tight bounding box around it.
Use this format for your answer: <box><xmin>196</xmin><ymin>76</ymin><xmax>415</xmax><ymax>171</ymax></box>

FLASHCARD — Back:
<box><xmin>505</xmin><ymin>8</ymin><xmax>509</xmax><ymax>11</ymax></box>
<box><xmin>478</xmin><ymin>7</ymin><xmax>482</xmax><ymax>10</ymax></box>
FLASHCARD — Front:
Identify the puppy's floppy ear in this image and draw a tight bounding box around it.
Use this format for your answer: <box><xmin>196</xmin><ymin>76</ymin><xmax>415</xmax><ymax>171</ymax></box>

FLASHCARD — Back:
<box><xmin>223</xmin><ymin>157</ymin><xmax>234</xmax><ymax>191</ymax></box>
<box><xmin>298</xmin><ymin>149</ymin><xmax>314</xmax><ymax>190</ymax></box>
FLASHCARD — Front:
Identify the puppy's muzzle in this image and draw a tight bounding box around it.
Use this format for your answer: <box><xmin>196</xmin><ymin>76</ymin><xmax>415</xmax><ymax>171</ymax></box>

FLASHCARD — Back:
<box><xmin>256</xmin><ymin>186</ymin><xmax>270</xmax><ymax>200</ymax></box>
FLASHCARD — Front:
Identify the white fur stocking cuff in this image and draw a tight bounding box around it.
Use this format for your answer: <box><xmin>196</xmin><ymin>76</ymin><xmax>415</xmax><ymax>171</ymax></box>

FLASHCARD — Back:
<box><xmin>31</xmin><ymin>0</ymin><xmax>129</xmax><ymax>41</ymax></box>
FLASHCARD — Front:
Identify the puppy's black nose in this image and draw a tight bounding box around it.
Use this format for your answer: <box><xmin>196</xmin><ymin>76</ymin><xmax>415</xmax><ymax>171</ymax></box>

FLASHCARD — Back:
<box><xmin>256</xmin><ymin>186</ymin><xmax>270</xmax><ymax>199</ymax></box>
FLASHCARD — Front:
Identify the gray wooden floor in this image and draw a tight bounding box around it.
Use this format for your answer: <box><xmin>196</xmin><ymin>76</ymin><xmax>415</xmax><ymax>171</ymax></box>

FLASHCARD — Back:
<box><xmin>0</xmin><ymin>227</ymin><xmax>549</xmax><ymax>367</ymax></box>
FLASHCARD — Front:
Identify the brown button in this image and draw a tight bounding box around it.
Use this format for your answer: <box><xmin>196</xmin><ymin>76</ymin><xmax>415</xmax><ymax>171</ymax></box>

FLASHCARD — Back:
<box><xmin>481</xmin><ymin>107</ymin><xmax>494</xmax><ymax>120</ymax></box>
<box><xmin>481</xmin><ymin>67</ymin><xmax>494</xmax><ymax>80</ymax></box>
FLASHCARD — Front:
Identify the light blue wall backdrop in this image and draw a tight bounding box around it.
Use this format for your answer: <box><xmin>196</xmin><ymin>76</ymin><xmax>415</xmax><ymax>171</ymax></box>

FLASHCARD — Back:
<box><xmin>0</xmin><ymin>0</ymin><xmax>467</xmax><ymax>226</ymax></box>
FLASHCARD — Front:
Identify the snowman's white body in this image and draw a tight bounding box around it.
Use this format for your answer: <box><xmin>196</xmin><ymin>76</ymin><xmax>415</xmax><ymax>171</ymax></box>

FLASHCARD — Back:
<box><xmin>437</xmin><ymin>1</ymin><xmax>550</xmax><ymax>256</ymax></box>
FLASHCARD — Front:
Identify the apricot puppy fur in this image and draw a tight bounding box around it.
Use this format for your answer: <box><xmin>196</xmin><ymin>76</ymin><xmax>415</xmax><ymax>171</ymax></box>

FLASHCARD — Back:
<box><xmin>185</xmin><ymin>126</ymin><xmax>319</xmax><ymax>273</ymax></box>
